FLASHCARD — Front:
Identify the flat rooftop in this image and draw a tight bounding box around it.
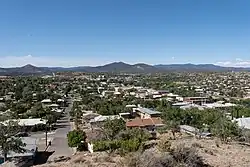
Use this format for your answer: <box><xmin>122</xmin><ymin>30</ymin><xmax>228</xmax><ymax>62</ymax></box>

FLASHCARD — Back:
<box><xmin>136</xmin><ymin>107</ymin><xmax>161</xmax><ymax>115</ymax></box>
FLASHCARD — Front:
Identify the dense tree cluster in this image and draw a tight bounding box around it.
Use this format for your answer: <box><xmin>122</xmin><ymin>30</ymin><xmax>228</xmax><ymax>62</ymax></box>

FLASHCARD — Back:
<box><xmin>93</xmin><ymin>119</ymin><xmax>150</xmax><ymax>154</ymax></box>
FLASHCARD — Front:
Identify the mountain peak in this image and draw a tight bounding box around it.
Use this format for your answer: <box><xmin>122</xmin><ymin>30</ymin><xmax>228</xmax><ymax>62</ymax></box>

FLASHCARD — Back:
<box><xmin>108</xmin><ymin>62</ymin><xmax>129</xmax><ymax>65</ymax></box>
<box><xmin>21</xmin><ymin>64</ymin><xmax>37</xmax><ymax>68</ymax></box>
<box><xmin>18</xmin><ymin>64</ymin><xmax>46</xmax><ymax>73</ymax></box>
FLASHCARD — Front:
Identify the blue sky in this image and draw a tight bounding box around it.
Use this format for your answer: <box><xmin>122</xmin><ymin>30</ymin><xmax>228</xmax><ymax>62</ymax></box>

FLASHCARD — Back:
<box><xmin>0</xmin><ymin>0</ymin><xmax>250</xmax><ymax>67</ymax></box>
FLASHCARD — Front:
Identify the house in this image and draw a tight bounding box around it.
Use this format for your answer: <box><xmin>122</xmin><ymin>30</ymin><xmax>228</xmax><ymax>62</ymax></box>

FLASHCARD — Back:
<box><xmin>152</xmin><ymin>94</ymin><xmax>162</xmax><ymax>99</ymax></box>
<box><xmin>114</xmin><ymin>91</ymin><xmax>122</xmax><ymax>96</ymax></box>
<box><xmin>82</xmin><ymin>111</ymin><xmax>99</xmax><ymax>126</ymax></box>
<box><xmin>119</xmin><ymin>112</ymin><xmax>131</xmax><ymax>120</ymax></box>
<box><xmin>167</xmin><ymin>93</ymin><xmax>179</xmax><ymax>98</ymax></box>
<box><xmin>102</xmin><ymin>91</ymin><xmax>114</xmax><ymax>97</ymax></box>
<box><xmin>176</xmin><ymin>96</ymin><xmax>184</xmax><ymax>101</ymax></box>
<box><xmin>202</xmin><ymin>102</ymin><xmax>237</xmax><ymax>109</ymax></box>
<box><xmin>126</xmin><ymin>117</ymin><xmax>164</xmax><ymax>131</ymax></box>
<box><xmin>3</xmin><ymin>119</ymin><xmax>46</xmax><ymax>126</ymax></box>
<box><xmin>152</xmin><ymin>90</ymin><xmax>169</xmax><ymax>99</ymax></box>
<box><xmin>234</xmin><ymin>117</ymin><xmax>250</xmax><ymax>129</ymax></box>
<box><xmin>4</xmin><ymin>92</ymin><xmax>15</xmax><ymax>101</ymax></box>
<box><xmin>41</xmin><ymin>99</ymin><xmax>52</xmax><ymax>107</ymax></box>
<box><xmin>125</xmin><ymin>104</ymin><xmax>137</xmax><ymax>108</ymax></box>
<box><xmin>184</xmin><ymin>97</ymin><xmax>209</xmax><ymax>105</ymax></box>
<box><xmin>172</xmin><ymin>101</ymin><xmax>191</xmax><ymax>107</ymax></box>
<box><xmin>133</xmin><ymin>107</ymin><xmax>161</xmax><ymax>119</ymax></box>
<box><xmin>180</xmin><ymin>125</ymin><xmax>199</xmax><ymax>135</ymax></box>
<box><xmin>156</xmin><ymin>90</ymin><xmax>169</xmax><ymax>95</ymax></box>
<box><xmin>180</xmin><ymin>125</ymin><xmax>211</xmax><ymax>138</ymax></box>
<box><xmin>2</xmin><ymin>119</ymin><xmax>47</xmax><ymax>131</ymax></box>
<box><xmin>90</xmin><ymin>115</ymin><xmax>120</xmax><ymax>127</ymax></box>
<box><xmin>0</xmin><ymin>137</ymin><xmax>37</xmax><ymax>165</ymax></box>
<box><xmin>57</xmin><ymin>99</ymin><xmax>66</xmax><ymax>107</ymax></box>
<box><xmin>49</xmin><ymin>103</ymin><xmax>60</xmax><ymax>110</ymax></box>
<box><xmin>180</xmin><ymin>104</ymin><xmax>204</xmax><ymax>110</ymax></box>
<box><xmin>0</xmin><ymin>97</ymin><xmax>4</xmax><ymax>102</ymax></box>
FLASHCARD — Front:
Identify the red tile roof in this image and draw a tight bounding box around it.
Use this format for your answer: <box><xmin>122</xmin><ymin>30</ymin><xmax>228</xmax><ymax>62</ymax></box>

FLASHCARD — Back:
<box><xmin>126</xmin><ymin>117</ymin><xmax>163</xmax><ymax>127</ymax></box>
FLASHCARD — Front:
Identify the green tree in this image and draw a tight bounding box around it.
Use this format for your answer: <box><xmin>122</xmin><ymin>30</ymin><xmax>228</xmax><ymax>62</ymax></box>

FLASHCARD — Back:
<box><xmin>211</xmin><ymin>118</ymin><xmax>241</xmax><ymax>142</ymax></box>
<box><xmin>64</xmin><ymin>84</ymin><xmax>72</xmax><ymax>95</ymax></box>
<box><xmin>44</xmin><ymin>113</ymin><xmax>58</xmax><ymax>130</ymax></box>
<box><xmin>117</xmin><ymin>128</ymin><xmax>150</xmax><ymax>142</ymax></box>
<box><xmin>67</xmin><ymin>130</ymin><xmax>87</xmax><ymax>151</ymax></box>
<box><xmin>0</xmin><ymin>121</ymin><xmax>26</xmax><ymax>162</ymax></box>
<box><xmin>22</xmin><ymin>86</ymin><xmax>33</xmax><ymax>102</ymax></box>
<box><xmin>103</xmin><ymin>118</ymin><xmax>126</xmax><ymax>140</ymax></box>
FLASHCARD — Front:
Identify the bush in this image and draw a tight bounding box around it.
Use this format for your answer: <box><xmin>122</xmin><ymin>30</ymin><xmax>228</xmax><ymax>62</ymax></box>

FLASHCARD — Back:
<box><xmin>170</xmin><ymin>144</ymin><xmax>206</xmax><ymax>167</ymax></box>
<box><xmin>93</xmin><ymin>139</ymin><xmax>143</xmax><ymax>153</ymax></box>
<box><xmin>191</xmin><ymin>142</ymin><xmax>203</xmax><ymax>148</ymax></box>
<box><xmin>211</xmin><ymin>118</ymin><xmax>241</xmax><ymax>142</ymax></box>
<box><xmin>103</xmin><ymin>118</ymin><xmax>126</xmax><ymax>140</ymax></box>
<box><xmin>76</xmin><ymin>142</ymin><xmax>88</xmax><ymax>151</ymax></box>
<box><xmin>93</xmin><ymin>140</ymin><xmax>121</xmax><ymax>152</ymax></box>
<box><xmin>126</xmin><ymin>150</ymin><xmax>175</xmax><ymax>167</ymax></box>
<box><xmin>67</xmin><ymin>130</ymin><xmax>87</xmax><ymax>151</ymax></box>
<box><xmin>31</xmin><ymin>124</ymin><xmax>46</xmax><ymax>132</ymax></box>
<box><xmin>118</xmin><ymin>128</ymin><xmax>150</xmax><ymax>142</ymax></box>
<box><xmin>239</xmin><ymin>129</ymin><xmax>250</xmax><ymax>143</ymax></box>
<box><xmin>120</xmin><ymin>139</ymin><xmax>142</xmax><ymax>154</ymax></box>
<box><xmin>158</xmin><ymin>138</ymin><xmax>172</xmax><ymax>152</ymax></box>
<box><xmin>125</xmin><ymin>144</ymin><xmax>209</xmax><ymax>167</ymax></box>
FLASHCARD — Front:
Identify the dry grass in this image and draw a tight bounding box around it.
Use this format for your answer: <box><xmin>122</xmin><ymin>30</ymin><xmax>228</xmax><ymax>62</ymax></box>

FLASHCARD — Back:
<box><xmin>42</xmin><ymin>152</ymin><xmax>122</xmax><ymax>167</ymax></box>
<box><xmin>36</xmin><ymin>132</ymin><xmax>250</xmax><ymax>167</ymax></box>
<box><xmin>170</xmin><ymin>137</ymin><xmax>250</xmax><ymax>167</ymax></box>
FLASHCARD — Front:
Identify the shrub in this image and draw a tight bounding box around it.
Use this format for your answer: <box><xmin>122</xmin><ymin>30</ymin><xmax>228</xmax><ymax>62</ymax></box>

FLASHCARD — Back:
<box><xmin>93</xmin><ymin>140</ymin><xmax>121</xmax><ymax>152</ymax></box>
<box><xmin>120</xmin><ymin>139</ymin><xmax>142</xmax><ymax>154</ymax></box>
<box><xmin>125</xmin><ymin>144</ymin><xmax>209</xmax><ymax>167</ymax></box>
<box><xmin>158</xmin><ymin>138</ymin><xmax>172</xmax><ymax>152</ymax></box>
<box><xmin>211</xmin><ymin>118</ymin><xmax>241</xmax><ymax>142</ymax></box>
<box><xmin>170</xmin><ymin>144</ymin><xmax>206</xmax><ymax>167</ymax></box>
<box><xmin>118</xmin><ymin>128</ymin><xmax>150</xmax><ymax>142</ymax></box>
<box><xmin>125</xmin><ymin>150</ymin><xmax>175</xmax><ymax>167</ymax></box>
<box><xmin>31</xmin><ymin>124</ymin><xmax>46</xmax><ymax>132</ymax></box>
<box><xmin>191</xmin><ymin>142</ymin><xmax>203</xmax><ymax>148</ymax></box>
<box><xmin>103</xmin><ymin>118</ymin><xmax>126</xmax><ymax>140</ymax></box>
<box><xmin>67</xmin><ymin>130</ymin><xmax>87</xmax><ymax>151</ymax></box>
<box><xmin>93</xmin><ymin>139</ymin><xmax>143</xmax><ymax>153</ymax></box>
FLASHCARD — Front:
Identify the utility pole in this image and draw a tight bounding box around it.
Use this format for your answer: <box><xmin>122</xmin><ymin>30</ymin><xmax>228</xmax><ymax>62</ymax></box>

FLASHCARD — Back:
<box><xmin>45</xmin><ymin>124</ymin><xmax>48</xmax><ymax>147</ymax></box>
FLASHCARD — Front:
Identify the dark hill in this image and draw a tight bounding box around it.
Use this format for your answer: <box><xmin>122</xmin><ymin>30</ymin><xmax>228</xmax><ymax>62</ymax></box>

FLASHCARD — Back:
<box><xmin>1</xmin><ymin>62</ymin><xmax>250</xmax><ymax>76</ymax></box>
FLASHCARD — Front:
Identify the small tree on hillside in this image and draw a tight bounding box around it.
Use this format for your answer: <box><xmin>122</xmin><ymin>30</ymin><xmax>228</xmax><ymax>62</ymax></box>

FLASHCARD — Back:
<box><xmin>0</xmin><ymin>121</ymin><xmax>26</xmax><ymax>162</ymax></box>
<box><xmin>211</xmin><ymin>117</ymin><xmax>241</xmax><ymax>142</ymax></box>
<box><xmin>67</xmin><ymin>130</ymin><xmax>87</xmax><ymax>151</ymax></box>
<box><xmin>103</xmin><ymin>118</ymin><xmax>126</xmax><ymax>140</ymax></box>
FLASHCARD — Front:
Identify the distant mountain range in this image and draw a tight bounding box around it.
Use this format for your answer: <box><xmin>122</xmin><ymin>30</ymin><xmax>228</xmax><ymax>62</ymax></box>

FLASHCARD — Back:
<box><xmin>0</xmin><ymin>64</ymin><xmax>50</xmax><ymax>76</ymax></box>
<box><xmin>0</xmin><ymin>62</ymin><xmax>250</xmax><ymax>76</ymax></box>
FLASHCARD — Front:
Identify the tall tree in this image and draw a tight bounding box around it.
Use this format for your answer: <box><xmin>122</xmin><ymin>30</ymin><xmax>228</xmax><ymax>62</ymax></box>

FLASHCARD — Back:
<box><xmin>0</xmin><ymin>121</ymin><xmax>26</xmax><ymax>162</ymax></box>
<box><xmin>103</xmin><ymin>118</ymin><xmax>126</xmax><ymax>140</ymax></box>
<box><xmin>67</xmin><ymin>130</ymin><xmax>87</xmax><ymax>151</ymax></box>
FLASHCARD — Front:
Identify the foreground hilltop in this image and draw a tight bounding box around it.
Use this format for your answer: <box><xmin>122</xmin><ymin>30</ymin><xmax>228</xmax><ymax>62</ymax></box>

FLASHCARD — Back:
<box><xmin>31</xmin><ymin>135</ymin><xmax>250</xmax><ymax>167</ymax></box>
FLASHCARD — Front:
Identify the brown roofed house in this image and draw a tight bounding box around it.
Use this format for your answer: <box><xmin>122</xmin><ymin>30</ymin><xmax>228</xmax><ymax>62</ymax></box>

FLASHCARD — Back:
<box><xmin>126</xmin><ymin>117</ymin><xmax>164</xmax><ymax>131</ymax></box>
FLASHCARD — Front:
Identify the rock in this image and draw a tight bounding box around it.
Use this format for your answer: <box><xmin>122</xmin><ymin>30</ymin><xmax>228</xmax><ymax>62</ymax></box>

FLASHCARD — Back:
<box><xmin>53</xmin><ymin>156</ymin><xmax>71</xmax><ymax>163</ymax></box>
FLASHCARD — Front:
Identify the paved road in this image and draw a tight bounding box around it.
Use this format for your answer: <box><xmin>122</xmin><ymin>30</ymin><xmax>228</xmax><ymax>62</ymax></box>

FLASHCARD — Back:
<box><xmin>46</xmin><ymin>98</ymin><xmax>74</xmax><ymax>161</ymax></box>
<box><xmin>32</xmin><ymin>98</ymin><xmax>75</xmax><ymax>162</ymax></box>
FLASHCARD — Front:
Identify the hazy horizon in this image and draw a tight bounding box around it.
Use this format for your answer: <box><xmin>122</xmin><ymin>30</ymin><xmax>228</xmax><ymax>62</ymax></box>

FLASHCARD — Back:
<box><xmin>1</xmin><ymin>61</ymin><xmax>250</xmax><ymax>68</ymax></box>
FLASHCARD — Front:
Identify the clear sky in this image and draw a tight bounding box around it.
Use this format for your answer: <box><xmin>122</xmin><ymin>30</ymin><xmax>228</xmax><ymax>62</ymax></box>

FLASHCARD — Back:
<box><xmin>0</xmin><ymin>0</ymin><xmax>250</xmax><ymax>67</ymax></box>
